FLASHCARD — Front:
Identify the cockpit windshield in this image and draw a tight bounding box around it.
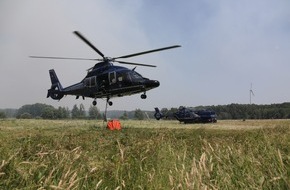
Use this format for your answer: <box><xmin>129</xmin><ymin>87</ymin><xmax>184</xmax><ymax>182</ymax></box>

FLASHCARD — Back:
<box><xmin>128</xmin><ymin>71</ymin><xmax>145</xmax><ymax>82</ymax></box>
<box><xmin>131</xmin><ymin>71</ymin><xmax>143</xmax><ymax>79</ymax></box>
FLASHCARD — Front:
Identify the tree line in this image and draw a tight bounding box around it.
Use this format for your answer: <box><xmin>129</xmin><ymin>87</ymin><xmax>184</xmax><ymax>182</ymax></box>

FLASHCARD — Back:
<box><xmin>1</xmin><ymin>102</ymin><xmax>290</xmax><ymax>120</ymax></box>
<box><xmin>160</xmin><ymin>103</ymin><xmax>290</xmax><ymax>120</ymax></box>
<box><xmin>14</xmin><ymin>103</ymin><xmax>102</xmax><ymax>120</ymax></box>
<box><xmin>209</xmin><ymin>103</ymin><xmax>290</xmax><ymax>119</ymax></box>
<box><xmin>0</xmin><ymin>103</ymin><xmax>149</xmax><ymax>120</ymax></box>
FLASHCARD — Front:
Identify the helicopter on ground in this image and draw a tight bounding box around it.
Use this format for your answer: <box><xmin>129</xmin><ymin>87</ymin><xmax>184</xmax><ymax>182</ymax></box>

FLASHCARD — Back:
<box><xmin>154</xmin><ymin>107</ymin><xmax>217</xmax><ymax>124</ymax></box>
<box><xmin>30</xmin><ymin>31</ymin><xmax>181</xmax><ymax>106</ymax></box>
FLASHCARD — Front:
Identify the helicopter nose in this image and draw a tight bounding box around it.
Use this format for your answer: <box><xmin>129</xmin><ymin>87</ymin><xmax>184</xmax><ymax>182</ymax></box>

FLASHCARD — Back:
<box><xmin>146</xmin><ymin>80</ymin><xmax>160</xmax><ymax>88</ymax></box>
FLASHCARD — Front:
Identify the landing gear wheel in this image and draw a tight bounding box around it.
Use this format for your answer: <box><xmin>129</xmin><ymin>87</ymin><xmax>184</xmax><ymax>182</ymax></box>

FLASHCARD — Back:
<box><xmin>92</xmin><ymin>100</ymin><xmax>97</xmax><ymax>106</ymax></box>
<box><xmin>106</xmin><ymin>97</ymin><xmax>113</xmax><ymax>106</ymax></box>
<box><xmin>141</xmin><ymin>94</ymin><xmax>147</xmax><ymax>99</ymax></box>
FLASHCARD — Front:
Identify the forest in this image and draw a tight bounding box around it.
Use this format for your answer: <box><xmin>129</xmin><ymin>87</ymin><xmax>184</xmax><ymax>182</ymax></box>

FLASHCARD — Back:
<box><xmin>1</xmin><ymin>102</ymin><xmax>290</xmax><ymax>120</ymax></box>
<box><xmin>160</xmin><ymin>102</ymin><xmax>290</xmax><ymax>120</ymax></box>
<box><xmin>203</xmin><ymin>102</ymin><xmax>290</xmax><ymax>119</ymax></box>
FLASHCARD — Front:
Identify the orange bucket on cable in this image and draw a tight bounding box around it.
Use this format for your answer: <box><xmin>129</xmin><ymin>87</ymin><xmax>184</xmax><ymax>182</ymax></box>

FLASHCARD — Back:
<box><xmin>107</xmin><ymin>119</ymin><xmax>121</xmax><ymax>130</ymax></box>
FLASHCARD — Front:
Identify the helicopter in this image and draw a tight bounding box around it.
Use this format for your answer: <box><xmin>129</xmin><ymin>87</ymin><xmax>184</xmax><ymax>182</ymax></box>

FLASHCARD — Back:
<box><xmin>30</xmin><ymin>31</ymin><xmax>181</xmax><ymax>106</ymax></box>
<box><xmin>154</xmin><ymin>107</ymin><xmax>217</xmax><ymax>124</ymax></box>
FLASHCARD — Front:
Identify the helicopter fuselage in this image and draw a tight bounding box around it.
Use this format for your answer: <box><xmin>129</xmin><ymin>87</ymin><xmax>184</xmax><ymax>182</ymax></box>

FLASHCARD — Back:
<box><xmin>47</xmin><ymin>61</ymin><xmax>159</xmax><ymax>105</ymax></box>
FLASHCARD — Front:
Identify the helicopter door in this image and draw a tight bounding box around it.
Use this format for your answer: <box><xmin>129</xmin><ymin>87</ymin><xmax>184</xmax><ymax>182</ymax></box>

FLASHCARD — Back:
<box><xmin>109</xmin><ymin>72</ymin><xmax>116</xmax><ymax>85</ymax></box>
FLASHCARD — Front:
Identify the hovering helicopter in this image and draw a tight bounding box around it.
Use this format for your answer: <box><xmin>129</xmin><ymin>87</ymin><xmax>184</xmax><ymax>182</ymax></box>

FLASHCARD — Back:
<box><xmin>30</xmin><ymin>31</ymin><xmax>181</xmax><ymax>106</ymax></box>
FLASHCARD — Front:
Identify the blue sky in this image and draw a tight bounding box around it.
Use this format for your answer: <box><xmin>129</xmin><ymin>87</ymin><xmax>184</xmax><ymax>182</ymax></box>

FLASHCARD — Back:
<box><xmin>1</xmin><ymin>0</ymin><xmax>290</xmax><ymax>111</ymax></box>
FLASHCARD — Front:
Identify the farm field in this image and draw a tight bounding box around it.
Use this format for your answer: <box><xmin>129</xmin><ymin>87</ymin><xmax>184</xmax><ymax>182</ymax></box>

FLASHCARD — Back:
<box><xmin>0</xmin><ymin>119</ymin><xmax>290</xmax><ymax>189</ymax></box>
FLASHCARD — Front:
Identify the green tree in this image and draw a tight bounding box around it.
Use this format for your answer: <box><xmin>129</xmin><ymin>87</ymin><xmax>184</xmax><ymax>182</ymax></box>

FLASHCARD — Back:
<box><xmin>119</xmin><ymin>111</ymin><xmax>128</xmax><ymax>120</ymax></box>
<box><xmin>79</xmin><ymin>104</ymin><xmax>86</xmax><ymax>119</ymax></box>
<box><xmin>41</xmin><ymin>107</ymin><xmax>55</xmax><ymax>119</ymax></box>
<box><xmin>71</xmin><ymin>104</ymin><xmax>86</xmax><ymax>119</ymax></box>
<box><xmin>71</xmin><ymin>104</ymin><xmax>80</xmax><ymax>119</ymax></box>
<box><xmin>55</xmin><ymin>107</ymin><xmax>70</xmax><ymax>119</ymax></box>
<box><xmin>161</xmin><ymin>108</ymin><xmax>168</xmax><ymax>116</ymax></box>
<box><xmin>134</xmin><ymin>109</ymin><xmax>144</xmax><ymax>120</ymax></box>
<box><xmin>17</xmin><ymin>103</ymin><xmax>56</xmax><ymax>118</ymax></box>
<box><xmin>88</xmin><ymin>105</ymin><xmax>101</xmax><ymax>119</ymax></box>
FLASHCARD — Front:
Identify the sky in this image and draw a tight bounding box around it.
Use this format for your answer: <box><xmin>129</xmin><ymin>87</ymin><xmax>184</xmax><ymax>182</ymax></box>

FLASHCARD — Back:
<box><xmin>1</xmin><ymin>0</ymin><xmax>290</xmax><ymax>111</ymax></box>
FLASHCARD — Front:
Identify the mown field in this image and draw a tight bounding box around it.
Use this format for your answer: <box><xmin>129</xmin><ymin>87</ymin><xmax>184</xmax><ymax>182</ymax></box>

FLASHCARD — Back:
<box><xmin>0</xmin><ymin>119</ymin><xmax>290</xmax><ymax>189</ymax></box>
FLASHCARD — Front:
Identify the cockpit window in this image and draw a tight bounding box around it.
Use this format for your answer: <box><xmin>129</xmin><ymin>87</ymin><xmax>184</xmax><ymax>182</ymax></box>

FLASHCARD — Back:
<box><xmin>131</xmin><ymin>71</ymin><xmax>143</xmax><ymax>79</ymax></box>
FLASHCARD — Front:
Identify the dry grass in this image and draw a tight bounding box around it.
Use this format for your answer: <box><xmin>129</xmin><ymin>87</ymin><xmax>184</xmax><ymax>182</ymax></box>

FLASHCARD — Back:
<box><xmin>0</xmin><ymin>119</ymin><xmax>290</xmax><ymax>189</ymax></box>
<box><xmin>122</xmin><ymin>119</ymin><xmax>288</xmax><ymax>130</ymax></box>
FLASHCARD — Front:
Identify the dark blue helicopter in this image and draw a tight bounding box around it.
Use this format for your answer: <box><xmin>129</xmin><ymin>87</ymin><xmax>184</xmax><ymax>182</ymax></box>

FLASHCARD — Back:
<box><xmin>31</xmin><ymin>31</ymin><xmax>181</xmax><ymax>106</ymax></box>
<box><xmin>154</xmin><ymin>107</ymin><xmax>217</xmax><ymax>124</ymax></box>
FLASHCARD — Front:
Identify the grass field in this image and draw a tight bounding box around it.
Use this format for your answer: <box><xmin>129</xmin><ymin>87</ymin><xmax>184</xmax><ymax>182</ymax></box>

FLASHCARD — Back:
<box><xmin>0</xmin><ymin>119</ymin><xmax>290</xmax><ymax>189</ymax></box>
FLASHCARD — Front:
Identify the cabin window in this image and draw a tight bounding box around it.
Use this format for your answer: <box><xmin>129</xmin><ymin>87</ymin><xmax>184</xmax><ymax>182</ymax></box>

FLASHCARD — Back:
<box><xmin>109</xmin><ymin>72</ymin><xmax>116</xmax><ymax>84</ymax></box>
<box><xmin>84</xmin><ymin>76</ymin><xmax>97</xmax><ymax>87</ymax></box>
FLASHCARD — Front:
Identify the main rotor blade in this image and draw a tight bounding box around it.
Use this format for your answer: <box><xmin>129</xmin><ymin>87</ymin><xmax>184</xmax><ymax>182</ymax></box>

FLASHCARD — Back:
<box><xmin>30</xmin><ymin>56</ymin><xmax>99</xmax><ymax>61</ymax></box>
<box><xmin>114</xmin><ymin>45</ymin><xmax>181</xmax><ymax>59</ymax></box>
<box><xmin>116</xmin><ymin>60</ymin><xmax>156</xmax><ymax>67</ymax></box>
<box><xmin>73</xmin><ymin>31</ymin><xmax>105</xmax><ymax>58</ymax></box>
